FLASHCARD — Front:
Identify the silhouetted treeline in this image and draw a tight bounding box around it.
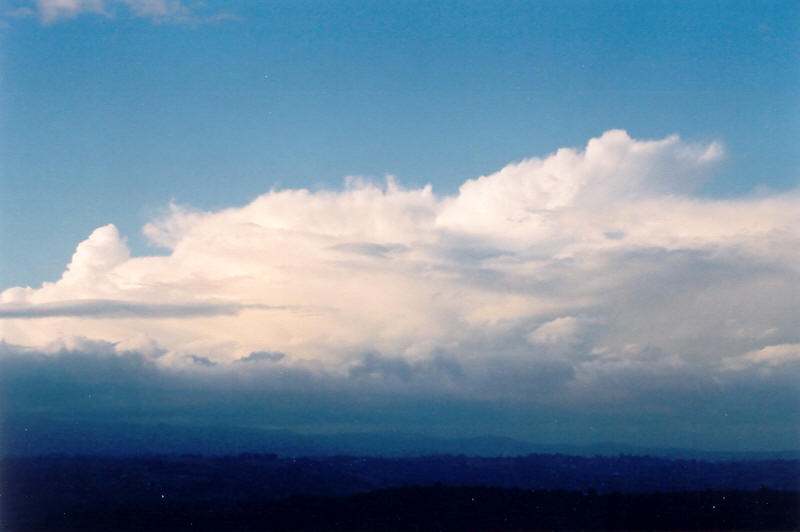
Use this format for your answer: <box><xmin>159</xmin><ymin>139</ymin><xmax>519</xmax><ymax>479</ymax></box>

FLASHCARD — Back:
<box><xmin>4</xmin><ymin>485</ymin><xmax>799</xmax><ymax>531</ymax></box>
<box><xmin>2</xmin><ymin>454</ymin><xmax>799</xmax><ymax>530</ymax></box>
<box><xmin>4</xmin><ymin>453</ymin><xmax>798</xmax><ymax>498</ymax></box>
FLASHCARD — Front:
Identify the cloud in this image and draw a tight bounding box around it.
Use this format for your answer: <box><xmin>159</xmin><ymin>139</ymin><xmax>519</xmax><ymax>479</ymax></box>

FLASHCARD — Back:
<box><xmin>0</xmin><ymin>299</ymin><xmax>266</xmax><ymax>319</ymax></box>
<box><xmin>27</xmin><ymin>0</ymin><xmax>233</xmax><ymax>24</ymax></box>
<box><xmin>118</xmin><ymin>0</ymin><xmax>188</xmax><ymax>20</ymax></box>
<box><xmin>527</xmin><ymin>316</ymin><xmax>591</xmax><ymax>346</ymax></box>
<box><xmin>237</xmin><ymin>350</ymin><xmax>285</xmax><ymax>363</ymax></box>
<box><xmin>1</xmin><ymin>339</ymin><xmax>797</xmax><ymax>451</ymax></box>
<box><xmin>1</xmin><ymin>130</ymin><xmax>798</xmax><ymax>448</ymax></box>
<box><xmin>436</xmin><ymin>130</ymin><xmax>725</xmax><ymax>243</ymax></box>
<box><xmin>348</xmin><ymin>352</ymin><xmax>463</xmax><ymax>383</ymax></box>
<box><xmin>4</xmin><ymin>5</ymin><xmax>36</xmax><ymax>18</ymax></box>
<box><xmin>186</xmin><ymin>353</ymin><xmax>216</xmax><ymax>366</ymax></box>
<box><xmin>35</xmin><ymin>0</ymin><xmax>105</xmax><ymax>24</ymax></box>
<box><xmin>725</xmin><ymin>343</ymin><xmax>800</xmax><ymax>371</ymax></box>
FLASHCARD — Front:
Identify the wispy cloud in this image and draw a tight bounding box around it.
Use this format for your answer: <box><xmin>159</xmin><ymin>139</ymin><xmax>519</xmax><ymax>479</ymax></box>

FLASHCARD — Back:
<box><xmin>0</xmin><ymin>299</ymin><xmax>278</xmax><ymax>319</ymax></box>
<box><xmin>17</xmin><ymin>0</ymin><xmax>237</xmax><ymax>25</ymax></box>
<box><xmin>4</xmin><ymin>5</ymin><xmax>36</xmax><ymax>18</ymax></box>
<box><xmin>35</xmin><ymin>0</ymin><xmax>106</xmax><ymax>24</ymax></box>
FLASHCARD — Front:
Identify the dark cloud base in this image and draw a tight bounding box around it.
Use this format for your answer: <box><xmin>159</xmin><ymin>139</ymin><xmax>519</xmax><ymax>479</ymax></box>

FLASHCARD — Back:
<box><xmin>1</xmin><ymin>344</ymin><xmax>798</xmax><ymax>455</ymax></box>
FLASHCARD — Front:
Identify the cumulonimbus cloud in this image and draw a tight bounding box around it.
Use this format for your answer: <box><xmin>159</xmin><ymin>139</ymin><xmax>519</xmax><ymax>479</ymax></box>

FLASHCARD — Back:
<box><xmin>1</xmin><ymin>129</ymin><xmax>798</xmax><ymax>387</ymax></box>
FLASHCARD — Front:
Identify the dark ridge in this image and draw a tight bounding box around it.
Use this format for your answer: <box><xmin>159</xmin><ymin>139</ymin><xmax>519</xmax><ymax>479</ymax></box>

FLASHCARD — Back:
<box><xmin>3</xmin><ymin>453</ymin><xmax>798</xmax><ymax>500</ymax></box>
<box><xmin>3</xmin><ymin>453</ymin><xmax>800</xmax><ymax>530</ymax></box>
<box><xmin>4</xmin><ymin>485</ymin><xmax>799</xmax><ymax>531</ymax></box>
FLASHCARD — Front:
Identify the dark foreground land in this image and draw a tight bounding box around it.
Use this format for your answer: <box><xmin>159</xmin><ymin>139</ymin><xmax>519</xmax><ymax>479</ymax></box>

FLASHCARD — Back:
<box><xmin>2</xmin><ymin>454</ymin><xmax>799</xmax><ymax>531</ymax></box>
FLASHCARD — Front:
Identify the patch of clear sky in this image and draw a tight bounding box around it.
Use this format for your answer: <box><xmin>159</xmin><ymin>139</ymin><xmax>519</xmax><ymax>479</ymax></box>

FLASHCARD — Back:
<box><xmin>1</xmin><ymin>0</ymin><xmax>798</xmax><ymax>287</ymax></box>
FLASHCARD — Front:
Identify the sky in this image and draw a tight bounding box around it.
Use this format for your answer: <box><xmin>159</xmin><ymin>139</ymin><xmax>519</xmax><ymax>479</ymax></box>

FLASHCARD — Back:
<box><xmin>0</xmin><ymin>0</ymin><xmax>799</xmax><ymax>453</ymax></box>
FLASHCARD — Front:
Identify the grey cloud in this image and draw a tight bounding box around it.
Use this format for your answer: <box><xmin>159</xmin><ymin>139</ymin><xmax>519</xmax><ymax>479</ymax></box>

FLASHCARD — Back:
<box><xmin>0</xmin><ymin>300</ymin><xmax>282</xmax><ymax>319</ymax></box>
<box><xmin>348</xmin><ymin>352</ymin><xmax>463</xmax><ymax>382</ymax></box>
<box><xmin>349</xmin><ymin>352</ymin><xmax>415</xmax><ymax>381</ymax></box>
<box><xmin>0</xmin><ymin>343</ymin><xmax>798</xmax><ymax>453</ymax></box>
<box><xmin>330</xmin><ymin>242</ymin><xmax>407</xmax><ymax>258</ymax></box>
<box><xmin>603</xmin><ymin>230</ymin><xmax>626</xmax><ymax>240</ymax></box>
<box><xmin>469</xmin><ymin>357</ymin><xmax>576</xmax><ymax>400</ymax></box>
<box><xmin>187</xmin><ymin>355</ymin><xmax>216</xmax><ymax>367</ymax></box>
<box><xmin>237</xmin><ymin>350</ymin><xmax>286</xmax><ymax>363</ymax></box>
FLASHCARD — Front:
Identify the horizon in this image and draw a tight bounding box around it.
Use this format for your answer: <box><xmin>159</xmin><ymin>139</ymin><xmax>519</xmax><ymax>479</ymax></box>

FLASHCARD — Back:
<box><xmin>5</xmin><ymin>418</ymin><xmax>800</xmax><ymax>458</ymax></box>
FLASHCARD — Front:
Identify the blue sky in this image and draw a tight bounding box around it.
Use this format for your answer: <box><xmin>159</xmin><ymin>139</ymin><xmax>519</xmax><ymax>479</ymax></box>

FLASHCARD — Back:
<box><xmin>1</xmin><ymin>1</ymin><xmax>799</xmax><ymax>452</ymax></box>
<box><xmin>2</xmin><ymin>0</ymin><xmax>797</xmax><ymax>287</ymax></box>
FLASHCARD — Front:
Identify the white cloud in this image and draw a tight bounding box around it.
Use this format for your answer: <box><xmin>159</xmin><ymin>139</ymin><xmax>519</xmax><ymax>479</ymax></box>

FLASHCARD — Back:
<box><xmin>725</xmin><ymin>343</ymin><xmax>800</xmax><ymax>370</ymax></box>
<box><xmin>1</xmin><ymin>130</ymin><xmax>798</xmax><ymax>399</ymax></box>
<box><xmin>119</xmin><ymin>0</ymin><xmax>188</xmax><ymax>19</ymax></box>
<box><xmin>29</xmin><ymin>0</ymin><xmax>228</xmax><ymax>24</ymax></box>
<box><xmin>36</xmin><ymin>0</ymin><xmax>105</xmax><ymax>24</ymax></box>
<box><xmin>435</xmin><ymin>130</ymin><xmax>725</xmax><ymax>244</ymax></box>
<box><xmin>527</xmin><ymin>316</ymin><xmax>588</xmax><ymax>346</ymax></box>
<box><xmin>59</xmin><ymin>224</ymin><xmax>130</xmax><ymax>289</ymax></box>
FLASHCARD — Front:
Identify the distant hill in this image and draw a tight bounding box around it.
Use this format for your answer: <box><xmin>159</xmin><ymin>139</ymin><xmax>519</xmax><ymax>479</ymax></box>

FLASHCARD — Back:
<box><xmin>4</xmin><ymin>453</ymin><xmax>799</xmax><ymax>499</ymax></box>
<box><xmin>3</xmin><ymin>416</ymin><xmax>798</xmax><ymax>460</ymax></box>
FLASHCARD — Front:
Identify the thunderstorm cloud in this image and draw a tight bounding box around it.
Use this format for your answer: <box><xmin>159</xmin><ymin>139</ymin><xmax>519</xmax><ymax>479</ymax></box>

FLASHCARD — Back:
<box><xmin>2</xmin><ymin>130</ymin><xmax>798</xmax><ymax>449</ymax></box>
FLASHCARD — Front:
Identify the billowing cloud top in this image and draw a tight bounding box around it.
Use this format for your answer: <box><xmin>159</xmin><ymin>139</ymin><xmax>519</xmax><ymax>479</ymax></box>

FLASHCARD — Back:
<box><xmin>2</xmin><ymin>130</ymin><xmax>799</xmax><ymax>448</ymax></box>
